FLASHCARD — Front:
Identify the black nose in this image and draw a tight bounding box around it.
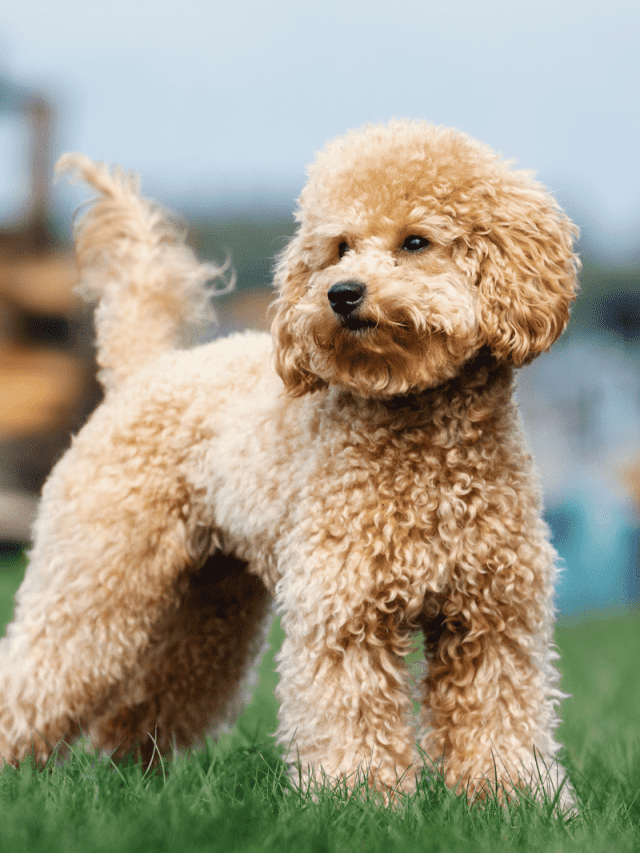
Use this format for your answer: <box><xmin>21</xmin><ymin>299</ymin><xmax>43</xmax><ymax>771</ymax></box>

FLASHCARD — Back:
<box><xmin>327</xmin><ymin>281</ymin><xmax>366</xmax><ymax>316</ymax></box>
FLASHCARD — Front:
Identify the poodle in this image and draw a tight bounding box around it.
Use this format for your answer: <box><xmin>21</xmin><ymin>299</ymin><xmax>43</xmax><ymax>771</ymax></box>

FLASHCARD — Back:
<box><xmin>0</xmin><ymin>121</ymin><xmax>579</xmax><ymax>806</ymax></box>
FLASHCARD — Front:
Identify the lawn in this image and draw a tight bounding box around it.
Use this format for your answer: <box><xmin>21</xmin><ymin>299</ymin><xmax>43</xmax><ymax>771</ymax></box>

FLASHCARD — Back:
<box><xmin>0</xmin><ymin>550</ymin><xmax>637</xmax><ymax>852</ymax></box>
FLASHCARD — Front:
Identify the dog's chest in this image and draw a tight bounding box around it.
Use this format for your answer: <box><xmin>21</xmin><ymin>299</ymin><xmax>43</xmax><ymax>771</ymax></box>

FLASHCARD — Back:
<box><xmin>306</xmin><ymin>409</ymin><xmax>487</xmax><ymax>598</ymax></box>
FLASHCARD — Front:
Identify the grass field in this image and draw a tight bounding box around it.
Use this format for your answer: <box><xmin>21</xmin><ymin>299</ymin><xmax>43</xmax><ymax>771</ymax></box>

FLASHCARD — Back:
<box><xmin>0</xmin><ymin>550</ymin><xmax>638</xmax><ymax>852</ymax></box>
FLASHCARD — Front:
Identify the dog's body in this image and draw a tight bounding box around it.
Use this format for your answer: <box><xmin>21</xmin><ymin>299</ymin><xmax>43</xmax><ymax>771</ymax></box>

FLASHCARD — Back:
<box><xmin>0</xmin><ymin>122</ymin><xmax>578</xmax><ymax>805</ymax></box>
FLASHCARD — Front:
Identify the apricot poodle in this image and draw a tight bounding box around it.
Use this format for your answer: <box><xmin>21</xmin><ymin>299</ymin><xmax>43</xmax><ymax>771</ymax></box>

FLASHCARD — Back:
<box><xmin>0</xmin><ymin>121</ymin><xmax>579</xmax><ymax>806</ymax></box>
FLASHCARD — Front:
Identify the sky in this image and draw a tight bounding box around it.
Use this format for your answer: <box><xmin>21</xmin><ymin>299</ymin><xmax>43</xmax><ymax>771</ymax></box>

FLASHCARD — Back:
<box><xmin>1</xmin><ymin>0</ymin><xmax>639</xmax><ymax>262</ymax></box>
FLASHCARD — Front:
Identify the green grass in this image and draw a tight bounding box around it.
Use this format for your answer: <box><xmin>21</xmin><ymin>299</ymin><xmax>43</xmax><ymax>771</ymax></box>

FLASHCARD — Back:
<box><xmin>0</xmin><ymin>553</ymin><xmax>638</xmax><ymax>852</ymax></box>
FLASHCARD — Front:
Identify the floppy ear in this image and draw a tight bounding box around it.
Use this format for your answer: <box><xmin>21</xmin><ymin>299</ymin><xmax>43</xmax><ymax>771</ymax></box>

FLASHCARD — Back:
<box><xmin>270</xmin><ymin>230</ymin><xmax>326</xmax><ymax>396</ymax></box>
<box><xmin>471</xmin><ymin>185</ymin><xmax>580</xmax><ymax>365</ymax></box>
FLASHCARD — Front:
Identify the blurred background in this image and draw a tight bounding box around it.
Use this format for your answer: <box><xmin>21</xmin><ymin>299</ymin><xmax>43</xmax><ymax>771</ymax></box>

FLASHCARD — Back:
<box><xmin>0</xmin><ymin>0</ymin><xmax>638</xmax><ymax>616</ymax></box>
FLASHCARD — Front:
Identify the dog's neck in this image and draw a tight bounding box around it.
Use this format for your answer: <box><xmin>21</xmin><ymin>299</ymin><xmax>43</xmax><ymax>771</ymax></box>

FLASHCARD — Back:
<box><xmin>326</xmin><ymin>349</ymin><xmax>516</xmax><ymax>434</ymax></box>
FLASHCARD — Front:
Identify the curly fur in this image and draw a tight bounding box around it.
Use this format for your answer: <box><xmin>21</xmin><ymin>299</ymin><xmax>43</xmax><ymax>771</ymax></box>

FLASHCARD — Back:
<box><xmin>0</xmin><ymin>121</ymin><xmax>579</xmax><ymax>807</ymax></box>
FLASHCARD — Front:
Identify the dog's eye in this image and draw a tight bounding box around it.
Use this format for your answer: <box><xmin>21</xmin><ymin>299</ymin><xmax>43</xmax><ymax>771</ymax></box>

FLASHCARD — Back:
<box><xmin>338</xmin><ymin>241</ymin><xmax>350</xmax><ymax>259</ymax></box>
<box><xmin>401</xmin><ymin>235</ymin><xmax>430</xmax><ymax>252</ymax></box>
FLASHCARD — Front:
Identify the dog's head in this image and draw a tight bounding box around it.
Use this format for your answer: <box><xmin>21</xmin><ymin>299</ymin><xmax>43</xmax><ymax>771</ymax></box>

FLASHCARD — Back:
<box><xmin>272</xmin><ymin>121</ymin><xmax>579</xmax><ymax>398</ymax></box>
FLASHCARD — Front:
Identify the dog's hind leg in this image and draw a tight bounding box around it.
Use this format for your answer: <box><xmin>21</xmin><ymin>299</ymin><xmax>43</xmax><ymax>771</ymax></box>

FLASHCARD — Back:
<box><xmin>86</xmin><ymin>553</ymin><xmax>272</xmax><ymax>763</ymax></box>
<box><xmin>0</xmin><ymin>393</ymin><xmax>241</xmax><ymax>765</ymax></box>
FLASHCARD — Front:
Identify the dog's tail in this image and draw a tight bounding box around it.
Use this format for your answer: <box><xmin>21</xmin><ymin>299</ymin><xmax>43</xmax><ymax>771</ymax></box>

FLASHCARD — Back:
<box><xmin>56</xmin><ymin>153</ymin><xmax>232</xmax><ymax>391</ymax></box>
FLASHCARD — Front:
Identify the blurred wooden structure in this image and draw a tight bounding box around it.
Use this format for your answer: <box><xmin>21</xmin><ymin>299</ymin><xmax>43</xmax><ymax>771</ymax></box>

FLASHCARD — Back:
<box><xmin>0</xmin><ymin>79</ymin><xmax>97</xmax><ymax>541</ymax></box>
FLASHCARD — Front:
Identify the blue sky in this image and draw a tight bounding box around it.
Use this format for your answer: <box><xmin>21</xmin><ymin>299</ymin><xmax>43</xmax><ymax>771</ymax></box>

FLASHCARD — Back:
<box><xmin>1</xmin><ymin>0</ymin><xmax>639</xmax><ymax>261</ymax></box>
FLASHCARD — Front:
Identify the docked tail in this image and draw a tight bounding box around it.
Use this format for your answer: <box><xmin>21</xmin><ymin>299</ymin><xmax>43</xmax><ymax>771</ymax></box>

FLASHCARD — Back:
<box><xmin>56</xmin><ymin>154</ymin><xmax>232</xmax><ymax>391</ymax></box>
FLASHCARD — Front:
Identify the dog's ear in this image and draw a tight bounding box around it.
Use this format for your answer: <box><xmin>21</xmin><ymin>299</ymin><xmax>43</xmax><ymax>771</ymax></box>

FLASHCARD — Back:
<box><xmin>469</xmin><ymin>185</ymin><xmax>580</xmax><ymax>366</ymax></box>
<box><xmin>271</xmin><ymin>231</ymin><xmax>327</xmax><ymax>396</ymax></box>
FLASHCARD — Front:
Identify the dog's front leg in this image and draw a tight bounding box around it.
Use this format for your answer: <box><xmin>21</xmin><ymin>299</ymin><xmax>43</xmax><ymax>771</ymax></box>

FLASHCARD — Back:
<box><xmin>420</xmin><ymin>526</ymin><xmax>574</xmax><ymax>809</ymax></box>
<box><xmin>274</xmin><ymin>556</ymin><xmax>417</xmax><ymax>795</ymax></box>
